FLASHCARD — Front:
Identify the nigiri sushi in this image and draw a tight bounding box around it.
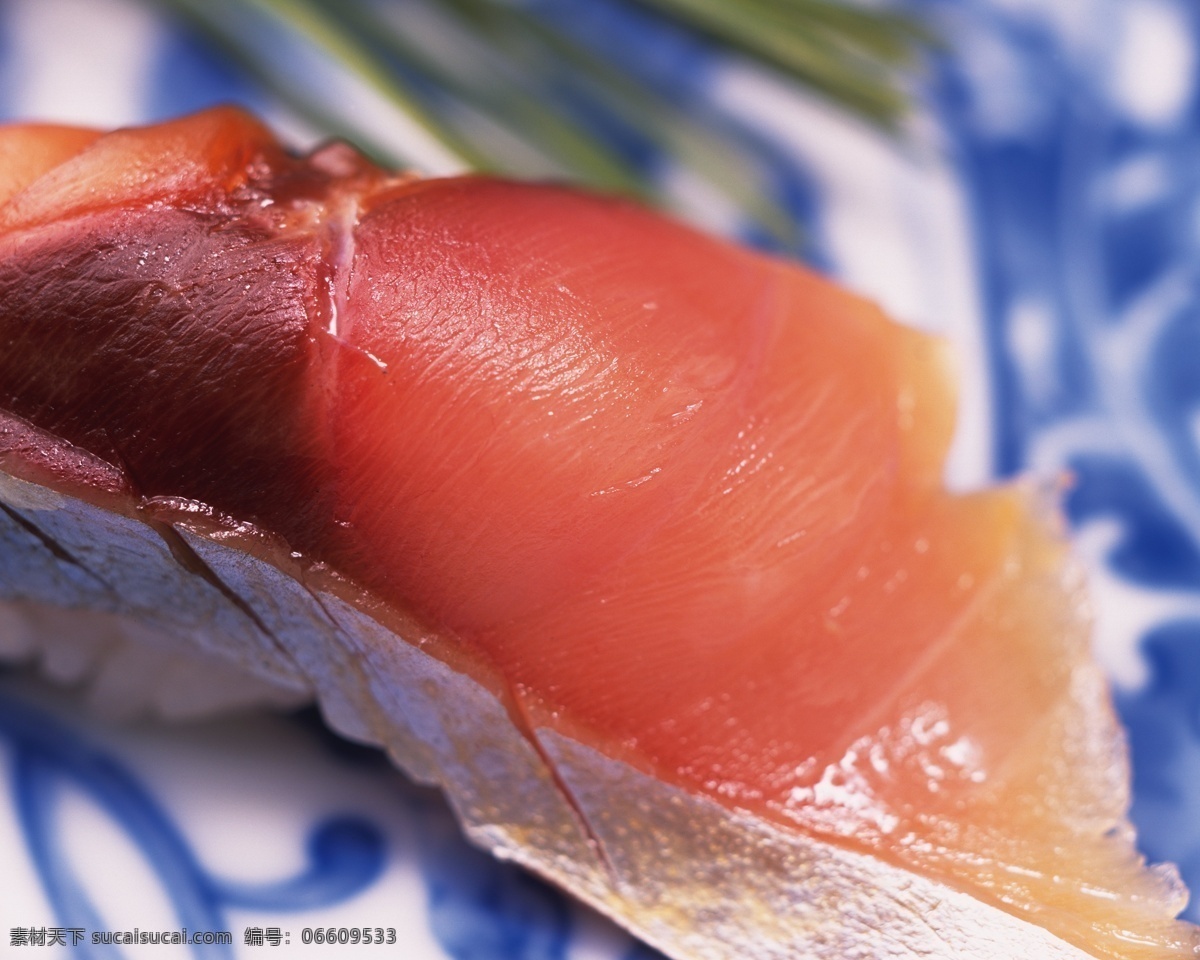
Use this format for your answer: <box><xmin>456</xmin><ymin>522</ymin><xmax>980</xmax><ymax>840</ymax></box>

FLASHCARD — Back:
<box><xmin>0</xmin><ymin>108</ymin><xmax>1194</xmax><ymax>959</ymax></box>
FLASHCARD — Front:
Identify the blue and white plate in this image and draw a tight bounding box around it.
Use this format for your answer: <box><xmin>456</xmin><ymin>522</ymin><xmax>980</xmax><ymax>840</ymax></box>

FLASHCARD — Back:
<box><xmin>1</xmin><ymin>0</ymin><xmax>1199</xmax><ymax>955</ymax></box>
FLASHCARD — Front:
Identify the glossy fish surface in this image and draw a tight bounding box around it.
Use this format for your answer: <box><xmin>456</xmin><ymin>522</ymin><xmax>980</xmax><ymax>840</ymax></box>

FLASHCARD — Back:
<box><xmin>0</xmin><ymin>108</ymin><xmax>1195</xmax><ymax>959</ymax></box>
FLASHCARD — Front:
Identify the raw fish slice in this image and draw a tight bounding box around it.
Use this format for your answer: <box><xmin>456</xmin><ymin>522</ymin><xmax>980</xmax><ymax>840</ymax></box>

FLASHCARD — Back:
<box><xmin>0</xmin><ymin>109</ymin><xmax>1195</xmax><ymax>960</ymax></box>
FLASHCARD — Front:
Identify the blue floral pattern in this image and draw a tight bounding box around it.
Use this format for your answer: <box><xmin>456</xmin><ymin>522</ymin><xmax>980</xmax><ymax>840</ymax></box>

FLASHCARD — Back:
<box><xmin>1</xmin><ymin>691</ymin><xmax>386</xmax><ymax>958</ymax></box>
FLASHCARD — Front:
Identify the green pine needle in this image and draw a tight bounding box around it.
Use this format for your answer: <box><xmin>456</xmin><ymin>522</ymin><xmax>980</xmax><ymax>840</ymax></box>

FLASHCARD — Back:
<box><xmin>634</xmin><ymin>0</ymin><xmax>931</xmax><ymax>125</ymax></box>
<box><xmin>141</xmin><ymin>0</ymin><xmax>935</xmax><ymax>243</ymax></box>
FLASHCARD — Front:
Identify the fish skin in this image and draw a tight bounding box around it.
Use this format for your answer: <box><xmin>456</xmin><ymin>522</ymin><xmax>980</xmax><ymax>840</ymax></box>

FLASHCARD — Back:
<box><xmin>0</xmin><ymin>108</ymin><xmax>1197</xmax><ymax>959</ymax></box>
